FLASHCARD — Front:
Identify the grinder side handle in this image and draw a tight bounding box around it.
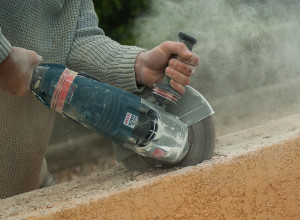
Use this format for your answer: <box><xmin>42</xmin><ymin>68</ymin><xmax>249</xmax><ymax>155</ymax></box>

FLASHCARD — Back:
<box><xmin>153</xmin><ymin>32</ymin><xmax>197</xmax><ymax>105</ymax></box>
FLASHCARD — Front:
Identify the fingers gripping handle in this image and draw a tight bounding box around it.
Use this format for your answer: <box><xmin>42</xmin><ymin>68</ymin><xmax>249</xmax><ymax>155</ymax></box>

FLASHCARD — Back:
<box><xmin>153</xmin><ymin>32</ymin><xmax>197</xmax><ymax>105</ymax></box>
<box><xmin>162</xmin><ymin>32</ymin><xmax>197</xmax><ymax>86</ymax></box>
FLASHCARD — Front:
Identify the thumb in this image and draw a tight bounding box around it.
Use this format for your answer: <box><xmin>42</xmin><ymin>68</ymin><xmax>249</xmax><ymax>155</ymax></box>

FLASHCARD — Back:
<box><xmin>27</xmin><ymin>49</ymin><xmax>43</xmax><ymax>66</ymax></box>
<box><xmin>37</xmin><ymin>54</ymin><xmax>43</xmax><ymax>65</ymax></box>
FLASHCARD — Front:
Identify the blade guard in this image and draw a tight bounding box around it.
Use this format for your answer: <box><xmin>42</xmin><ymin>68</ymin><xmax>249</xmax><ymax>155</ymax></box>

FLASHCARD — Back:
<box><xmin>113</xmin><ymin>86</ymin><xmax>214</xmax><ymax>162</ymax></box>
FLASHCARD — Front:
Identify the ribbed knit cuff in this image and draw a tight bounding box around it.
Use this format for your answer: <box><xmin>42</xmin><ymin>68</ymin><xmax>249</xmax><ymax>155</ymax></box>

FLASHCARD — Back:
<box><xmin>118</xmin><ymin>46</ymin><xmax>146</xmax><ymax>93</ymax></box>
<box><xmin>0</xmin><ymin>29</ymin><xmax>11</xmax><ymax>63</ymax></box>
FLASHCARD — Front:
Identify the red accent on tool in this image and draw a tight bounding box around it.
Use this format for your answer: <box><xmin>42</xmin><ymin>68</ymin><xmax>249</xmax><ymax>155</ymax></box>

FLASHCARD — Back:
<box><xmin>153</xmin><ymin>87</ymin><xmax>179</xmax><ymax>102</ymax></box>
<box><xmin>151</xmin><ymin>148</ymin><xmax>167</xmax><ymax>159</ymax></box>
<box><xmin>51</xmin><ymin>68</ymin><xmax>77</xmax><ymax>113</ymax></box>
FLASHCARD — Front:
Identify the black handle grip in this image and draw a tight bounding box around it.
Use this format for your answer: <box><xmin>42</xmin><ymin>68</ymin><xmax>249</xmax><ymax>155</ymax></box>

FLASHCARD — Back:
<box><xmin>158</xmin><ymin>32</ymin><xmax>197</xmax><ymax>103</ymax></box>
<box><xmin>178</xmin><ymin>32</ymin><xmax>197</xmax><ymax>50</ymax></box>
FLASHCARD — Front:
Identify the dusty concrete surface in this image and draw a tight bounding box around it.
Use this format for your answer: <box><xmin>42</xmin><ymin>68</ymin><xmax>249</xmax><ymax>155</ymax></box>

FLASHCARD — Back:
<box><xmin>46</xmin><ymin>134</ymin><xmax>116</xmax><ymax>182</ymax></box>
<box><xmin>1</xmin><ymin>115</ymin><xmax>300</xmax><ymax>219</ymax></box>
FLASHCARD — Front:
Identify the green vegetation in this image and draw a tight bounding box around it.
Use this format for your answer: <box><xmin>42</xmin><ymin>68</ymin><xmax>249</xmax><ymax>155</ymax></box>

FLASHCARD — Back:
<box><xmin>93</xmin><ymin>0</ymin><xmax>150</xmax><ymax>45</ymax></box>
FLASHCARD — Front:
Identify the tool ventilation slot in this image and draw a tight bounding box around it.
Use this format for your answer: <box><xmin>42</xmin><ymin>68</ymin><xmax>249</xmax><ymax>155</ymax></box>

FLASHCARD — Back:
<box><xmin>145</xmin><ymin>118</ymin><xmax>158</xmax><ymax>141</ymax></box>
<box><xmin>135</xmin><ymin>109</ymin><xmax>159</xmax><ymax>146</ymax></box>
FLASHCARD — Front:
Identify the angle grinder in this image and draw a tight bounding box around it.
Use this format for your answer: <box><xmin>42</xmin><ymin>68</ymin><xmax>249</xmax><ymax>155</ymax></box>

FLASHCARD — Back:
<box><xmin>31</xmin><ymin>32</ymin><xmax>215</xmax><ymax>171</ymax></box>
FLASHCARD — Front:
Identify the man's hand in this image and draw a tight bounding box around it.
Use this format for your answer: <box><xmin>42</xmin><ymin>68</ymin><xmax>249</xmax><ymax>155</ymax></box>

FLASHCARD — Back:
<box><xmin>0</xmin><ymin>47</ymin><xmax>43</xmax><ymax>96</ymax></box>
<box><xmin>135</xmin><ymin>41</ymin><xmax>200</xmax><ymax>94</ymax></box>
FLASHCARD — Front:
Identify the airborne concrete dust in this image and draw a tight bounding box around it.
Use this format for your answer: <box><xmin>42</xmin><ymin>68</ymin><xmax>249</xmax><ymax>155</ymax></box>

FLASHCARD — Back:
<box><xmin>133</xmin><ymin>0</ymin><xmax>300</xmax><ymax>135</ymax></box>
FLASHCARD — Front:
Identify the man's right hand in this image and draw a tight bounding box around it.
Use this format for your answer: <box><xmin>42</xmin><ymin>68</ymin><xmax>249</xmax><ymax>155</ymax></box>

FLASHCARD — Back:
<box><xmin>0</xmin><ymin>47</ymin><xmax>43</xmax><ymax>96</ymax></box>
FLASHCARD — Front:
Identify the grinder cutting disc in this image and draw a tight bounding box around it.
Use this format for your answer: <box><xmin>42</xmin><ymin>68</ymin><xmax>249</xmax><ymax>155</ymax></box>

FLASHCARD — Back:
<box><xmin>121</xmin><ymin>116</ymin><xmax>215</xmax><ymax>171</ymax></box>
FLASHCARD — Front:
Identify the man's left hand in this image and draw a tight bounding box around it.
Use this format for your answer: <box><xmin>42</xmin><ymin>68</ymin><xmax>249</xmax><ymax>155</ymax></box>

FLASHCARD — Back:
<box><xmin>134</xmin><ymin>41</ymin><xmax>200</xmax><ymax>94</ymax></box>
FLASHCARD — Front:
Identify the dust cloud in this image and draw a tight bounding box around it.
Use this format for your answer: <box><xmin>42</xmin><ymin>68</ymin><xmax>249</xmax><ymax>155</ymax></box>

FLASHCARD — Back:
<box><xmin>134</xmin><ymin>0</ymin><xmax>300</xmax><ymax>134</ymax></box>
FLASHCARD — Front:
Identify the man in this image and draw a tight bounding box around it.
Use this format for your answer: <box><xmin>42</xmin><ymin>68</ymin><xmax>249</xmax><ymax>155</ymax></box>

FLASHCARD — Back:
<box><xmin>0</xmin><ymin>1</ymin><xmax>199</xmax><ymax>199</ymax></box>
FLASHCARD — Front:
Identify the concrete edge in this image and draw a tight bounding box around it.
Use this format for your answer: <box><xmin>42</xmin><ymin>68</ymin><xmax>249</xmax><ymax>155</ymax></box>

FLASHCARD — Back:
<box><xmin>1</xmin><ymin>114</ymin><xmax>300</xmax><ymax>219</ymax></box>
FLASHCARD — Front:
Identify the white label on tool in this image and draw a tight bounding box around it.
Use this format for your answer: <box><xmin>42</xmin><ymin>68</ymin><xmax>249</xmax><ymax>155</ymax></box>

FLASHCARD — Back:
<box><xmin>123</xmin><ymin>112</ymin><xmax>138</xmax><ymax>129</ymax></box>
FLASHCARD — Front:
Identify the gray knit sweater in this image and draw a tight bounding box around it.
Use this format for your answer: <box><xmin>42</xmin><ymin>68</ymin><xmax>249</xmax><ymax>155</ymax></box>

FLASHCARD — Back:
<box><xmin>0</xmin><ymin>0</ymin><xmax>144</xmax><ymax>199</ymax></box>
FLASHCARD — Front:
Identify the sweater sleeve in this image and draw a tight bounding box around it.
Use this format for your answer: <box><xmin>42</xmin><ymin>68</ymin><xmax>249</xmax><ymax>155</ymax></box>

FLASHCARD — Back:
<box><xmin>66</xmin><ymin>0</ymin><xmax>146</xmax><ymax>93</ymax></box>
<box><xmin>0</xmin><ymin>27</ymin><xmax>11</xmax><ymax>63</ymax></box>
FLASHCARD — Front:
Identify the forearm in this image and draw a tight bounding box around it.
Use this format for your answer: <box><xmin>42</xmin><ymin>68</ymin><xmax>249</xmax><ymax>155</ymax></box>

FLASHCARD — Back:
<box><xmin>0</xmin><ymin>28</ymin><xmax>11</xmax><ymax>63</ymax></box>
<box><xmin>67</xmin><ymin>35</ymin><xmax>145</xmax><ymax>93</ymax></box>
<box><xmin>66</xmin><ymin>0</ymin><xmax>146</xmax><ymax>93</ymax></box>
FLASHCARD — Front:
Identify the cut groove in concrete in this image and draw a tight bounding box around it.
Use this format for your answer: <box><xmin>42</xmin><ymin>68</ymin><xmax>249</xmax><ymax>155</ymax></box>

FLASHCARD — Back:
<box><xmin>0</xmin><ymin>115</ymin><xmax>299</xmax><ymax>219</ymax></box>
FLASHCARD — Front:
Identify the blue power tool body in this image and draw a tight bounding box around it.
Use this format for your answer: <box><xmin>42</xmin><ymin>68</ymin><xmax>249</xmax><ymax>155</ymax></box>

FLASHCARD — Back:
<box><xmin>30</xmin><ymin>33</ymin><xmax>215</xmax><ymax>170</ymax></box>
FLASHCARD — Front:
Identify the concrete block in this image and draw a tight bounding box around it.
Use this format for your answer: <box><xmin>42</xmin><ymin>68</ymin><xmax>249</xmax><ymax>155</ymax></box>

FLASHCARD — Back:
<box><xmin>1</xmin><ymin>115</ymin><xmax>299</xmax><ymax>219</ymax></box>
